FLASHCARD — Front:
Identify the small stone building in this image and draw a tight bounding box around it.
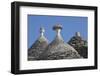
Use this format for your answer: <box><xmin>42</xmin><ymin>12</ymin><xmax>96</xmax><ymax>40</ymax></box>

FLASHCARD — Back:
<box><xmin>40</xmin><ymin>24</ymin><xmax>81</xmax><ymax>60</ymax></box>
<box><xmin>68</xmin><ymin>32</ymin><xmax>88</xmax><ymax>58</ymax></box>
<box><xmin>28</xmin><ymin>27</ymin><xmax>48</xmax><ymax>60</ymax></box>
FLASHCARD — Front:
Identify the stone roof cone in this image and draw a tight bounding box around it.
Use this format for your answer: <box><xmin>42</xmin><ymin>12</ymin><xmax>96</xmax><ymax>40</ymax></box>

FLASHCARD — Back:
<box><xmin>28</xmin><ymin>27</ymin><xmax>48</xmax><ymax>60</ymax></box>
<box><xmin>40</xmin><ymin>24</ymin><xmax>81</xmax><ymax>60</ymax></box>
<box><xmin>68</xmin><ymin>32</ymin><xmax>87</xmax><ymax>58</ymax></box>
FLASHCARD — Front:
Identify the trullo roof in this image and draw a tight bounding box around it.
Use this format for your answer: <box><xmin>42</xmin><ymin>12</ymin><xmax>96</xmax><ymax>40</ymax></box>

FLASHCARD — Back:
<box><xmin>28</xmin><ymin>27</ymin><xmax>48</xmax><ymax>60</ymax></box>
<box><xmin>40</xmin><ymin>24</ymin><xmax>81</xmax><ymax>60</ymax></box>
<box><xmin>68</xmin><ymin>32</ymin><xmax>87</xmax><ymax>58</ymax></box>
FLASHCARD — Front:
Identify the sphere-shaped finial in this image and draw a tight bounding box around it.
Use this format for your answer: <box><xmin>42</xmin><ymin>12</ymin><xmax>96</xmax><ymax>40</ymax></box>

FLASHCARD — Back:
<box><xmin>53</xmin><ymin>24</ymin><xmax>63</xmax><ymax>38</ymax></box>
<box><xmin>53</xmin><ymin>24</ymin><xmax>62</xmax><ymax>30</ymax></box>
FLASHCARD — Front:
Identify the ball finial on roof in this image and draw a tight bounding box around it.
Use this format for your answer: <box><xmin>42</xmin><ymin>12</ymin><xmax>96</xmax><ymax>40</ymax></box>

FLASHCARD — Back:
<box><xmin>53</xmin><ymin>24</ymin><xmax>62</xmax><ymax>30</ymax></box>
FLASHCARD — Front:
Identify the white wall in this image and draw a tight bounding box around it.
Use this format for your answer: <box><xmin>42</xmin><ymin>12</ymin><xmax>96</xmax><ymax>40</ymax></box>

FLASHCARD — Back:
<box><xmin>0</xmin><ymin>0</ymin><xmax>99</xmax><ymax>76</ymax></box>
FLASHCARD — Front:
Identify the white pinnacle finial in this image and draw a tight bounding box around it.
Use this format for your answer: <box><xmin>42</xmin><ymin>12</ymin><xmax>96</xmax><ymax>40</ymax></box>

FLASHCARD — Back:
<box><xmin>53</xmin><ymin>24</ymin><xmax>62</xmax><ymax>36</ymax></box>
<box><xmin>40</xmin><ymin>27</ymin><xmax>45</xmax><ymax>36</ymax></box>
<box><xmin>75</xmin><ymin>32</ymin><xmax>81</xmax><ymax>37</ymax></box>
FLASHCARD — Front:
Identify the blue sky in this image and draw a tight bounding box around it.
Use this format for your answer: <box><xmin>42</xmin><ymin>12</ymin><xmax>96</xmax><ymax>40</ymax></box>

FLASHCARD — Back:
<box><xmin>28</xmin><ymin>15</ymin><xmax>88</xmax><ymax>48</ymax></box>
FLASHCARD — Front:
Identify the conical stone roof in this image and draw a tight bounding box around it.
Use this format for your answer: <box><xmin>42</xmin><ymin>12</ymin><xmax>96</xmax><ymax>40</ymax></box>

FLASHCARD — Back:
<box><xmin>28</xmin><ymin>27</ymin><xmax>48</xmax><ymax>60</ymax></box>
<box><xmin>40</xmin><ymin>24</ymin><xmax>81</xmax><ymax>60</ymax></box>
<box><xmin>68</xmin><ymin>32</ymin><xmax>87</xmax><ymax>58</ymax></box>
